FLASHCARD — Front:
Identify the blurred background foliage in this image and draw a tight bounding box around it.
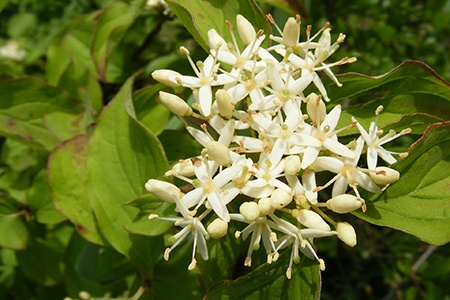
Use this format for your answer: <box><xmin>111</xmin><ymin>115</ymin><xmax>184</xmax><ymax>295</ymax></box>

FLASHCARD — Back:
<box><xmin>0</xmin><ymin>0</ymin><xmax>449</xmax><ymax>299</ymax></box>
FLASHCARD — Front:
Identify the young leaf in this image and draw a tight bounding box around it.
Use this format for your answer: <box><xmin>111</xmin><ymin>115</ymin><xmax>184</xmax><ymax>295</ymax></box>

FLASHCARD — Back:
<box><xmin>91</xmin><ymin>1</ymin><xmax>139</xmax><ymax>82</ymax></box>
<box><xmin>354</xmin><ymin>122</ymin><xmax>450</xmax><ymax>246</ymax></box>
<box><xmin>0</xmin><ymin>205</ymin><xmax>28</xmax><ymax>250</ymax></box>
<box><xmin>0</xmin><ymin>77</ymin><xmax>83</xmax><ymax>150</ymax></box>
<box><xmin>85</xmin><ymin>75</ymin><xmax>168</xmax><ymax>270</ymax></box>
<box><xmin>166</xmin><ymin>0</ymin><xmax>271</xmax><ymax>52</ymax></box>
<box><xmin>132</xmin><ymin>84</ymin><xmax>170</xmax><ymax>136</ymax></box>
<box><xmin>326</xmin><ymin>61</ymin><xmax>450</xmax><ymax>135</ymax></box>
<box><xmin>48</xmin><ymin>135</ymin><xmax>105</xmax><ymax>245</ymax></box>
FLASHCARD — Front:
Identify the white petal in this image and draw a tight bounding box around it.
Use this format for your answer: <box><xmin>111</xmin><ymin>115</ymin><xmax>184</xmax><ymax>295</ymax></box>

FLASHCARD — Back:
<box><xmin>213</xmin><ymin>165</ymin><xmax>241</xmax><ymax>188</ymax></box>
<box><xmin>177</xmin><ymin>75</ymin><xmax>201</xmax><ymax>87</ymax></box>
<box><xmin>198</xmin><ymin>85</ymin><xmax>213</xmax><ymax>116</ymax></box>
<box><xmin>302</xmin><ymin>172</ymin><xmax>318</xmax><ymax>204</ymax></box>
<box><xmin>355</xmin><ymin>172</ymin><xmax>381</xmax><ymax>193</ymax></box>
<box><xmin>331</xmin><ymin>176</ymin><xmax>348</xmax><ymax>197</ymax></box>
<box><xmin>208</xmin><ymin>192</ymin><xmax>230</xmax><ymax>222</ymax></box>
<box><xmin>323</xmin><ymin>138</ymin><xmax>354</xmax><ymax>158</ymax></box>
<box><xmin>301</xmin><ymin>146</ymin><xmax>320</xmax><ymax>169</ymax></box>
<box><xmin>182</xmin><ymin>188</ymin><xmax>206</xmax><ymax>208</ymax></box>
<box><xmin>225</xmin><ymin>83</ymin><xmax>248</xmax><ymax>102</ymax></box>
<box><xmin>321</xmin><ymin>105</ymin><xmax>341</xmax><ymax>131</ymax></box>
<box><xmin>314</xmin><ymin>156</ymin><xmax>344</xmax><ymax>173</ymax></box>
<box><xmin>367</xmin><ymin>147</ymin><xmax>379</xmax><ymax>170</ymax></box>
<box><xmin>187</xmin><ymin>127</ymin><xmax>210</xmax><ymax>147</ymax></box>
<box><xmin>378</xmin><ymin>148</ymin><xmax>397</xmax><ymax>165</ymax></box>
<box><xmin>218</xmin><ymin>121</ymin><xmax>235</xmax><ymax>146</ymax></box>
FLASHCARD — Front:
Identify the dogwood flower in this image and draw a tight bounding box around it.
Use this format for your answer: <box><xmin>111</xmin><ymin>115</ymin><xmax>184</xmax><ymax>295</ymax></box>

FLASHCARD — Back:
<box><xmin>149</xmin><ymin>194</ymin><xmax>209</xmax><ymax>270</ymax></box>
<box><xmin>353</xmin><ymin>105</ymin><xmax>411</xmax><ymax>170</ymax></box>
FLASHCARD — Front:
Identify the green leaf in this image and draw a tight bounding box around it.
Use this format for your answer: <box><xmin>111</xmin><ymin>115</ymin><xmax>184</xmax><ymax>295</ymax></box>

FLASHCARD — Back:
<box><xmin>204</xmin><ymin>251</ymin><xmax>321</xmax><ymax>299</ymax></box>
<box><xmin>0</xmin><ymin>204</ymin><xmax>28</xmax><ymax>250</ymax></box>
<box><xmin>326</xmin><ymin>61</ymin><xmax>450</xmax><ymax>135</ymax></box>
<box><xmin>16</xmin><ymin>237</ymin><xmax>65</xmax><ymax>286</ymax></box>
<box><xmin>7</xmin><ymin>12</ymin><xmax>37</xmax><ymax>38</ymax></box>
<box><xmin>158</xmin><ymin>129</ymin><xmax>203</xmax><ymax>162</ymax></box>
<box><xmin>28</xmin><ymin>169</ymin><xmax>66</xmax><ymax>224</ymax></box>
<box><xmin>0</xmin><ymin>77</ymin><xmax>83</xmax><ymax>150</ymax></box>
<box><xmin>133</xmin><ymin>85</ymin><xmax>170</xmax><ymax>136</ymax></box>
<box><xmin>85</xmin><ymin>75</ymin><xmax>168</xmax><ymax>269</ymax></box>
<box><xmin>197</xmin><ymin>229</ymin><xmax>245</xmax><ymax>290</ymax></box>
<box><xmin>354</xmin><ymin>121</ymin><xmax>450</xmax><ymax>246</ymax></box>
<box><xmin>75</xmin><ymin>242</ymin><xmax>135</xmax><ymax>284</ymax></box>
<box><xmin>124</xmin><ymin>195</ymin><xmax>174</xmax><ymax>236</ymax></box>
<box><xmin>91</xmin><ymin>2</ymin><xmax>139</xmax><ymax>82</ymax></box>
<box><xmin>48</xmin><ymin>135</ymin><xmax>105</xmax><ymax>245</ymax></box>
<box><xmin>46</xmin><ymin>14</ymin><xmax>98</xmax><ymax>87</ymax></box>
<box><xmin>166</xmin><ymin>0</ymin><xmax>271</xmax><ymax>52</ymax></box>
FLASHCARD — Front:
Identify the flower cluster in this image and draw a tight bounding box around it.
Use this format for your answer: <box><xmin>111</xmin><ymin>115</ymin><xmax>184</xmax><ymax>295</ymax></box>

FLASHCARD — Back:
<box><xmin>146</xmin><ymin>14</ymin><xmax>410</xmax><ymax>278</ymax></box>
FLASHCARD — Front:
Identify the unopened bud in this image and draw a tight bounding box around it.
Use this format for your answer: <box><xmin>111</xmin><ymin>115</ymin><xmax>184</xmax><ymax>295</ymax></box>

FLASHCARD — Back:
<box><xmin>270</xmin><ymin>188</ymin><xmax>292</xmax><ymax>209</ymax></box>
<box><xmin>316</xmin><ymin>28</ymin><xmax>331</xmax><ymax>58</ymax></box>
<box><xmin>240</xmin><ymin>202</ymin><xmax>260</xmax><ymax>222</ymax></box>
<box><xmin>207</xmin><ymin>218</ymin><xmax>228</xmax><ymax>239</ymax></box>
<box><xmin>145</xmin><ymin>179</ymin><xmax>181</xmax><ymax>202</ymax></box>
<box><xmin>207</xmin><ymin>29</ymin><xmax>227</xmax><ymax>51</ymax></box>
<box><xmin>336</xmin><ymin>222</ymin><xmax>357</xmax><ymax>247</ymax></box>
<box><xmin>292</xmin><ymin>209</ymin><xmax>330</xmax><ymax>231</ymax></box>
<box><xmin>205</xmin><ymin>140</ymin><xmax>230</xmax><ymax>165</ymax></box>
<box><xmin>151</xmin><ymin>69</ymin><xmax>181</xmax><ymax>87</ymax></box>
<box><xmin>282</xmin><ymin>17</ymin><xmax>300</xmax><ymax>48</ymax></box>
<box><xmin>258</xmin><ymin>197</ymin><xmax>274</xmax><ymax>215</ymax></box>
<box><xmin>167</xmin><ymin>159</ymin><xmax>195</xmax><ymax>177</ymax></box>
<box><xmin>215</xmin><ymin>89</ymin><xmax>235</xmax><ymax>119</ymax></box>
<box><xmin>159</xmin><ymin>91</ymin><xmax>192</xmax><ymax>116</ymax></box>
<box><xmin>284</xmin><ymin>155</ymin><xmax>301</xmax><ymax>175</ymax></box>
<box><xmin>236</xmin><ymin>14</ymin><xmax>256</xmax><ymax>45</ymax></box>
<box><xmin>306</xmin><ymin>93</ymin><xmax>326</xmax><ymax>123</ymax></box>
<box><xmin>326</xmin><ymin>194</ymin><xmax>362</xmax><ymax>214</ymax></box>
<box><xmin>369</xmin><ymin>167</ymin><xmax>400</xmax><ymax>185</ymax></box>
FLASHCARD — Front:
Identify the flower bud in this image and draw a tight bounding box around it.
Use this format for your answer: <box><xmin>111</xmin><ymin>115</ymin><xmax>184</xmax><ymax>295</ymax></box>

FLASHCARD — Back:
<box><xmin>315</xmin><ymin>28</ymin><xmax>331</xmax><ymax>59</ymax></box>
<box><xmin>258</xmin><ymin>197</ymin><xmax>274</xmax><ymax>216</ymax></box>
<box><xmin>236</xmin><ymin>14</ymin><xmax>256</xmax><ymax>45</ymax></box>
<box><xmin>151</xmin><ymin>69</ymin><xmax>181</xmax><ymax>87</ymax></box>
<box><xmin>159</xmin><ymin>91</ymin><xmax>193</xmax><ymax>116</ymax></box>
<box><xmin>282</xmin><ymin>17</ymin><xmax>300</xmax><ymax>48</ymax></box>
<box><xmin>306</xmin><ymin>93</ymin><xmax>326</xmax><ymax>123</ymax></box>
<box><xmin>292</xmin><ymin>209</ymin><xmax>330</xmax><ymax>231</ymax></box>
<box><xmin>145</xmin><ymin>179</ymin><xmax>181</xmax><ymax>202</ymax></box>
<box><xmin>270</xmin><ymin>188</ymin><xmax>292</xmax><ymax>209</ymax></box>
<box><xmin>207</xmin><ymin>28</ymin><xmax>227</xmax><ymax>51</ymax></box>
<box><xmin>326</xmin><ymin>194</ymin><xmax>362</xmax><ymax>214</ymax></box>
<box><xmin>205</xmin><ymin>140</ymin><xmax>230</xmax><ymax>165</ymax></box>
<box><xmin>166</xmin><ymin>159</ymin><xmax>195</xmax><ymax>177</ymax></box>
<box><xmin>336</xmin><ymin>222</ymin><xmax>357</xmax><ymax>247</ymax></box>
<box><xmin>240</xmin><ymin>202</ymin><xmax>260</xmax><ymax>222</ymax></box>
<box><xmin>215</xmin><ymin>89</ymin><xmax>235</xmax><ymax>119</ymax></box>
<box><xmin>207</xmin><ymin>218</ymin><xmax>228</xmax><ymax>239</ymax></box>
<box><xmin>284</xmin><ymin>155</ymin><xmax>301</xmax><ymax>175</ymax></box>
<box><xmin>369</xmin><ymin>167</ymin><xmax>400</xmax><ymax>185</ymax></box>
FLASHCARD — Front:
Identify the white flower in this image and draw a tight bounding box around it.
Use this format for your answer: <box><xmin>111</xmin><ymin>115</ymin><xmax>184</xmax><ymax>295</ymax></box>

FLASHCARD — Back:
<box><xmin>353</xmin><ymin>105</ymin><xmax>411</xmax><ymax>170</ymax></box>
<box><xmin>182</xmin><ymin>157</ymin><xmax>241</xmax><ymax>222</ymax></box>
<box><xmin>301</xmin><ymin>104</ymin><xmax>355</xmax><ymax>169</ymax></box>
<box><xmin>231</xmin><ymin>213</ymin><xmax>279</xmax><ymax>266</ymax></box>
<box><xmin>150</xmin><ymin>194</ymin><xmax>209</xmax><ymax>270</ymax></box>
<box><xmin>269</xmin><ymin>214</ymin><xmax>336</xmax><ymax>279</ymax></box>
<box><xmin>314</xmin><ymin>137</ymin><xmax>381</xmax><ymax>205</ymax></box>
<box><xmin>251</xmin><ymin>103</ymin><xmax>321</xmax><ymax>164</ymax></box>
<box><xmin>0</xmin><ymin>41</ymin><xmax>26</xmax><ymax>61</ymax></box>
<box><xmin>175</xmin><ymin>48</ymin><xmax>234</xmax><ymax>116</ymax></box>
